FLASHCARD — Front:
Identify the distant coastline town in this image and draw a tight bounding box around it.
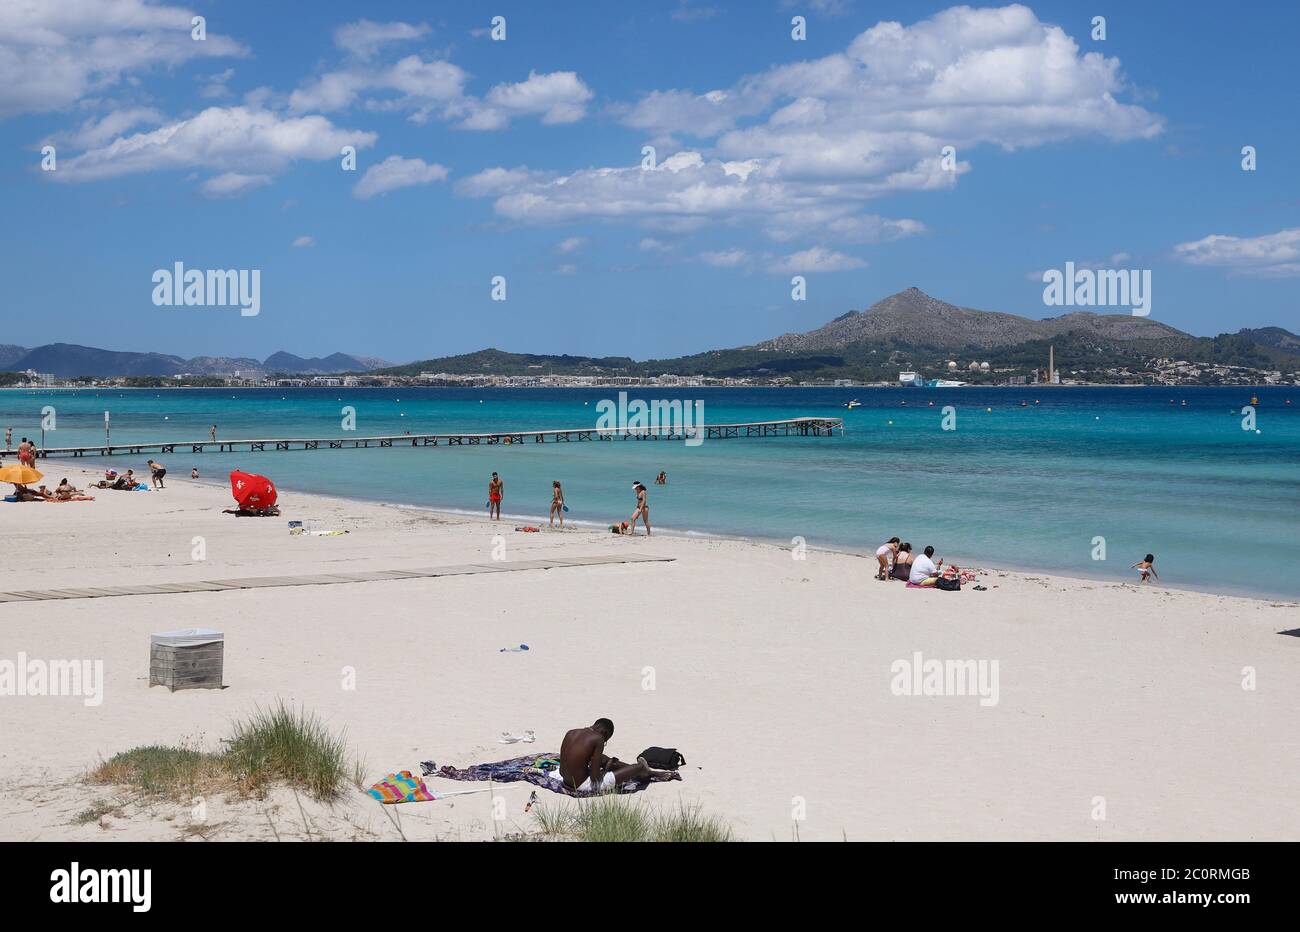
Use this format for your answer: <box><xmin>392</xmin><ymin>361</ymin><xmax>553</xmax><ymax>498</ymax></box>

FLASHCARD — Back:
<box><xmin>7</xmin><ymin>351</ymin><xmax>1296</xmax><ymax>391</ymax></box>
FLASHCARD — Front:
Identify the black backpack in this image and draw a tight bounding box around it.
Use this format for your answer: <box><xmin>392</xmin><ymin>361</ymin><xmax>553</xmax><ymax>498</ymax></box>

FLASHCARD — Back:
<box><xmin>935</xmin><ymin>576</ymin><xmax>961</xmax><ymax>591</ymax></box>
<box><xmin>638</xmin><ymin>747</ymin><xmax>686</xmax><ymax>770</ymax></box>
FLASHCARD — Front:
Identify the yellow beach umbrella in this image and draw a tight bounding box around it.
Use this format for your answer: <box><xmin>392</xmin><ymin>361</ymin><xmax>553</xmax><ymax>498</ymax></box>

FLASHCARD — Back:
<box><xmin>0</xmin><ymin>464</ymin><xmax>43</xmax><ymax>486</ymax></box>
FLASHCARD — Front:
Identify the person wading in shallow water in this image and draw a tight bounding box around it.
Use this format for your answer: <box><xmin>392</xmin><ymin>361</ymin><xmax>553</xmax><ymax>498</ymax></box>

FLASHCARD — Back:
<box><xmin>557</xmin><ymin>718</ymin><xmax>681</xmax><ymax>792</ymax></box>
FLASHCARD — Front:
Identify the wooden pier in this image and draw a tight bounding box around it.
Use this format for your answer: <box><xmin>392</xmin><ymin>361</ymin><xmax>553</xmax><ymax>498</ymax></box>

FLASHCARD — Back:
<box><xmin>24</xmin><ymin>416</ymin><xmax>843</xmax><ymax>459</ymax></box>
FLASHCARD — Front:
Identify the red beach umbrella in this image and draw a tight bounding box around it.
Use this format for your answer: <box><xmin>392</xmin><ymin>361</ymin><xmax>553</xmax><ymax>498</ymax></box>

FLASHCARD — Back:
<box><xmin>230</xmin><ymin>470</ymin><xmax>277</xmax><ymax>509</ymax></box>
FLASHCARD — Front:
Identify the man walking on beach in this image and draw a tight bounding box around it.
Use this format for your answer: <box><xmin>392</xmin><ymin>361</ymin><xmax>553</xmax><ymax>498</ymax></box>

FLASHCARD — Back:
<box><xmin>488</xmin><ymin>472</ymin><xmax>503</xmax><ymax>520</ymax></box>
<box><xmin>557</xmin><ymin>719</ymin><xmax>681</xmax><ymax>793</ymax></box>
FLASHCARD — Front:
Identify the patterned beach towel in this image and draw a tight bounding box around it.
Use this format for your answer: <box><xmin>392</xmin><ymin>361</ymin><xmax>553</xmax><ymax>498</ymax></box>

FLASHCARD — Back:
<box><xmin>423</xmin><ymin>754</ymin><xmax>649</xmax><ymax>797</ymax></box>
<box><xmin>368</xmin><ymin>770</ymin><xmax>437</xmax><ymax>804</ymax></box>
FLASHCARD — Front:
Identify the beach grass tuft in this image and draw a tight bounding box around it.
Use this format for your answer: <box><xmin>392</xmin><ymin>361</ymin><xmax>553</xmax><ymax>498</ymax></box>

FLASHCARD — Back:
<box><xmin>88</xmin><ymin>703</ymin><xmax>357</xmax><ymax>803</ymax></box>
<box><xmin>649</xmin><ymin>800</ymin><xmax>733</xmax><ymax>842</ymax></box>
<box><xmin>89</xmin><ymin>744</ymin><xmax>228</xmax><ymax>799</ymax></box>
<box><xmin>225</xmin><ymin>701</ymin><xmax>351</xmax><ymax>801</ymax></box>
<box><xmin>71</xmin><ymin>798</ymin><xmax>124</xmax><ymax>825</ymax></box>
<box><xmin>534</xmin><ymin>794</ymin><xmax>732</xmax><ymax>842</ymax></box>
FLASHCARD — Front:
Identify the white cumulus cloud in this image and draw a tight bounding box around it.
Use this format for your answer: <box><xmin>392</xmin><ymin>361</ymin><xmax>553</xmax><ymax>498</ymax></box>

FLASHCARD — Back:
<box><xmin>334</xmin><ymin>19</ymin><xmax>431</xmax><ymax>59</ymax></box>
<box><xmin>459</xmin><ymin>70</ymin><xmax>594</xmax><ymax>129</ymax></box>
<box><xmin>1173</xmin><ymin>228</ymin><xmax>1300</xmax><ymax>278</ymax></box>
<box><xmin>699</xmin><ymin>248</ymin><xmax>749</xmax><ymax>268</ymax></box>
<box><xmin>0</xmin><ymin>0</ymin><xmax>246</xmax><ymax>118</ymax></box>
<box><xmin>772</xmin><ymin>246</ymin><xmax>866</xmax><ymax>274</ymax></box>
<box><xmin>50</xmin><ymin>106</ymin><xmax>375</xmax><ymax>187</ymax></box>
<box><xmin>353</xmin><ymin>155</ymin><xmax>450</xmax><ymax>199</ymax></box>
<box><xmin>456</xmin><ymin>6</ymin><xmax>1155</xmax><ymax>251</ymax></box>
<box><xmin>200</xmin><ymin>172</ymin><xmax>271</xmax><ymax>198</ymax></box>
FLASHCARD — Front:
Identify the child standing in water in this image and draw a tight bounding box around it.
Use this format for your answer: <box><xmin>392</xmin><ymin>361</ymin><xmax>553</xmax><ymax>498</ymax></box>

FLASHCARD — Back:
<box><xmin>1131</xmin><ymin>554</ymin><xmax>1159</xmax><ymax>583</ymax></box>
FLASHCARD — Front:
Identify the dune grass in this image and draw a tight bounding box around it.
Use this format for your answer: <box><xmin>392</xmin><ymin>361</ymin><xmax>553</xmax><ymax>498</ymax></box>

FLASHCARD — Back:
<box><xmin>225</xmin><ymin>702</ymin><xmax>352</xmax><ymax>800</ymax></box>
<box><xmin>71</xmin><ymin>799</ymin><xmax>124</xmax><ymax>825</ymax></box>
<box><xmin>89</xmin><ymin>744</ymin><xmax>229</xmax><ymax>799</ymax></box>
<box><xmin>534</xmin><ymin>795</ymin><xmax>732</xmax><ymax>842</ymax></box>
<box><xmin>88</xmin><ymin>702</ymin><xmax>359</xmax><ymax>803</ymax></box>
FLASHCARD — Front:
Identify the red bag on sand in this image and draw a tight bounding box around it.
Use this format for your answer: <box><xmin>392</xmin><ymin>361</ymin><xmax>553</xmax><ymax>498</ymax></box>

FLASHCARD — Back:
<box><xmin>230</xmin><ymin>470</ymin><xmax>277</xmax><ymax>509</ymax></box>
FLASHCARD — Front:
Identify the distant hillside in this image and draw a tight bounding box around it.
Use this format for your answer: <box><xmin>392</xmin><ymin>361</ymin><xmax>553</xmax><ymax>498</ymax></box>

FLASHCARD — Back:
<box><xmin>6</xmin><ymin>344</ymin><xmax>392</xmax><ymax>378</ymax></box>
<box><xmin>264</xmin><ymin>351</ymin><xmax>392</xmax><ymax>375</ymax></box>
<box><xmin>755</xmin><ymin>286</ymin><xmax>1189</xmax><ymax>352</ymax></box>
<box><xmin>1239</xmin><ymin>326</ymin><xmax>1300</xmax><ymax>354</ymax></box>
<box><xmin>7</xmin><ymin>293</ymin><xmax>1296</xmax><ymax>383</ymax></box>
<box><xmin>384</xmin><ymin>287</ymin><xmax>1300</xmax><ymax>384</ymax></box>
<box><xmin>14</xmin><ymin>344</ymin><xmax>191</xmax><ymax>378</ymax></box>
<box><xmin>379</xmin><ymin>348</ymin><xmax>636</xmax><ymax>377</ymax></box>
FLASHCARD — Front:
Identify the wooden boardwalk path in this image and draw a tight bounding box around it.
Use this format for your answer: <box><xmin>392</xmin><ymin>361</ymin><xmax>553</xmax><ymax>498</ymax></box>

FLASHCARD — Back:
<box><xmin>0</xmin><ymin>553</ymin><xmax>674</xmax><ymax>604</ymax></box>
<box><xmin>23</xmin><ymin>416</ymin><xmax>843</xmax><ymax>459</ymax></box>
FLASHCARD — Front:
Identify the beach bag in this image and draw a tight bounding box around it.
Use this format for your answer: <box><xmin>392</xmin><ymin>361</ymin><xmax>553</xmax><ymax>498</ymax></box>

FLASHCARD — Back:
<box><xmin>935</xmin><ymin>576</ymin><xmax>961</xmax><ymax>591</ymax></box>
<box><xmin>638</xmin><ymin>747</ymin><xmax>686</xmax><ymax>770</ymax></box>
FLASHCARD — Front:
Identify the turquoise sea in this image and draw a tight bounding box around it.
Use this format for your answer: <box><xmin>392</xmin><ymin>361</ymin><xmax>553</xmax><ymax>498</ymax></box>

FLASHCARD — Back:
<box><xmin>3</xmin><ymin>386</ymin><xmax>1298</xmax><ymax>599</ymax></box>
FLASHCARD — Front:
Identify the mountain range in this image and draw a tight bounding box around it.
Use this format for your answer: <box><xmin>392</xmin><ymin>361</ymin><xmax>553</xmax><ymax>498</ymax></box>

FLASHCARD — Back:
<box><xmin>0</xmin><ymin>345</ymin><xmax>391</xmax><ymax>378</ymax></box>
<box><xmin>755</xmin><ymin>287</ymin><xmax>1188</xmax><ymax>351</ymax></box>
<box><xmin>4</xmin><ymin>288</ymin><xmax>1296</xmax><ymax>382</ymax></box>
<box><xmin>381</xmin><ymin>287</ymin><xmax>1300</xmax><ymax>382</ymax></box>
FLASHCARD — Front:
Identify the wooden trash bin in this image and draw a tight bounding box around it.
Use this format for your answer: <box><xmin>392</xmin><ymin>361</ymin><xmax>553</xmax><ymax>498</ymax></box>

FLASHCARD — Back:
<box><xmin>150</xmin><ymin>628</ymin><xmax>224</xmax><ymax>691</ymax></box>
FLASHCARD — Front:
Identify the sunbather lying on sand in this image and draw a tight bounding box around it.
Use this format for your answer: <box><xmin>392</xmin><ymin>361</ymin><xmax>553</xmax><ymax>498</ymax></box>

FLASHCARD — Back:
<box><xmin>557</xmin><ymin>718</ymin><xmax>681</xmax><ymax>792</ymax></box>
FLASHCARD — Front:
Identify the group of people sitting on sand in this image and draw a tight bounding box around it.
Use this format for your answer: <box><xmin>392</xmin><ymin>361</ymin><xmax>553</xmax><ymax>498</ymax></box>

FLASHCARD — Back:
<box><xmin>12</xmin><ymin>478</ymin><xmax>94</xmax><ymax>502</ymax></box>
<box><xmin>93</xmin><ymin>468</ymin><xmax>142</xmax><ymax>491</ymax></box>
<box><xmin>875</xmin><ymin>537</ymin><xmax>971</xmax><ymax>588</ymax></box>
<box><xmin>87</xmin><ymin>461</ymin><xmax>168</xmax><ymax>492</ymax></box>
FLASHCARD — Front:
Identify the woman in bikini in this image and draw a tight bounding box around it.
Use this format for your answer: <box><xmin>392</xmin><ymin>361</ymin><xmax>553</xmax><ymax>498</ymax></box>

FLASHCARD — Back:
<box><xmin>629</xmin><ymin>482</ymin><xmax>650</xmax><ymax>536</ymax></box>
<box><xmin>549</xmin><ymin>480</ymin><xmax>565</xmax><ymax>528</ymax></box>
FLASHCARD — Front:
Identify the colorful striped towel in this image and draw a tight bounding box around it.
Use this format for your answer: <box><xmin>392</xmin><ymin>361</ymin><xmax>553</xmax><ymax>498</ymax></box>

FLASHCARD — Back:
<box><xmin>368</xmin><ymin>770</ymin><xmax>437</xmax><ymax>804</ymax></box>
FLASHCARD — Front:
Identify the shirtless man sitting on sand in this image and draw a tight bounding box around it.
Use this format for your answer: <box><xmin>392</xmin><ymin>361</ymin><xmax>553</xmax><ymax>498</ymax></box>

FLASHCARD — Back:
<box><xmin>557</xmin><ymin>718</ymin><xmax>681</xmax><ymax>793</ymax></box>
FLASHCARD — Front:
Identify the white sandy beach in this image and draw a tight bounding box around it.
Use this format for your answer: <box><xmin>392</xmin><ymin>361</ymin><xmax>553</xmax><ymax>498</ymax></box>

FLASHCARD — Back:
<box><xmin>0</xmin><ymin>463</ymin><xmax>1296</xmax><ymax>842</ymax></box>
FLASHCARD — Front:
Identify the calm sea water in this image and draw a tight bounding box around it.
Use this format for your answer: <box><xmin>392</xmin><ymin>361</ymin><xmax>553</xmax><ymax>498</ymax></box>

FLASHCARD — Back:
<box><xmin>3</xmin><ymin>386</ymin><xmax>1298</xmax><ymax>599</ymax></box>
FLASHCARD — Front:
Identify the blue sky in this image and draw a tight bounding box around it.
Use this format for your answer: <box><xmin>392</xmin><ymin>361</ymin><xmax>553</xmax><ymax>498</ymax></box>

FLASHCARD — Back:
<box><xmin>2</xmin><ymin>0</ymin><xmax>1297</xmax><ymax>362</ymax></box>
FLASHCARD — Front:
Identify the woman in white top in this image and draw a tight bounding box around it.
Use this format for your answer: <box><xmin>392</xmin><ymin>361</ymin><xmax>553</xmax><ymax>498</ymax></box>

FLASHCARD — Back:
<box><xmin>875</xmin><ymin>537</ymin><xmax>900</xmax><ymax>580</ymax></box>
